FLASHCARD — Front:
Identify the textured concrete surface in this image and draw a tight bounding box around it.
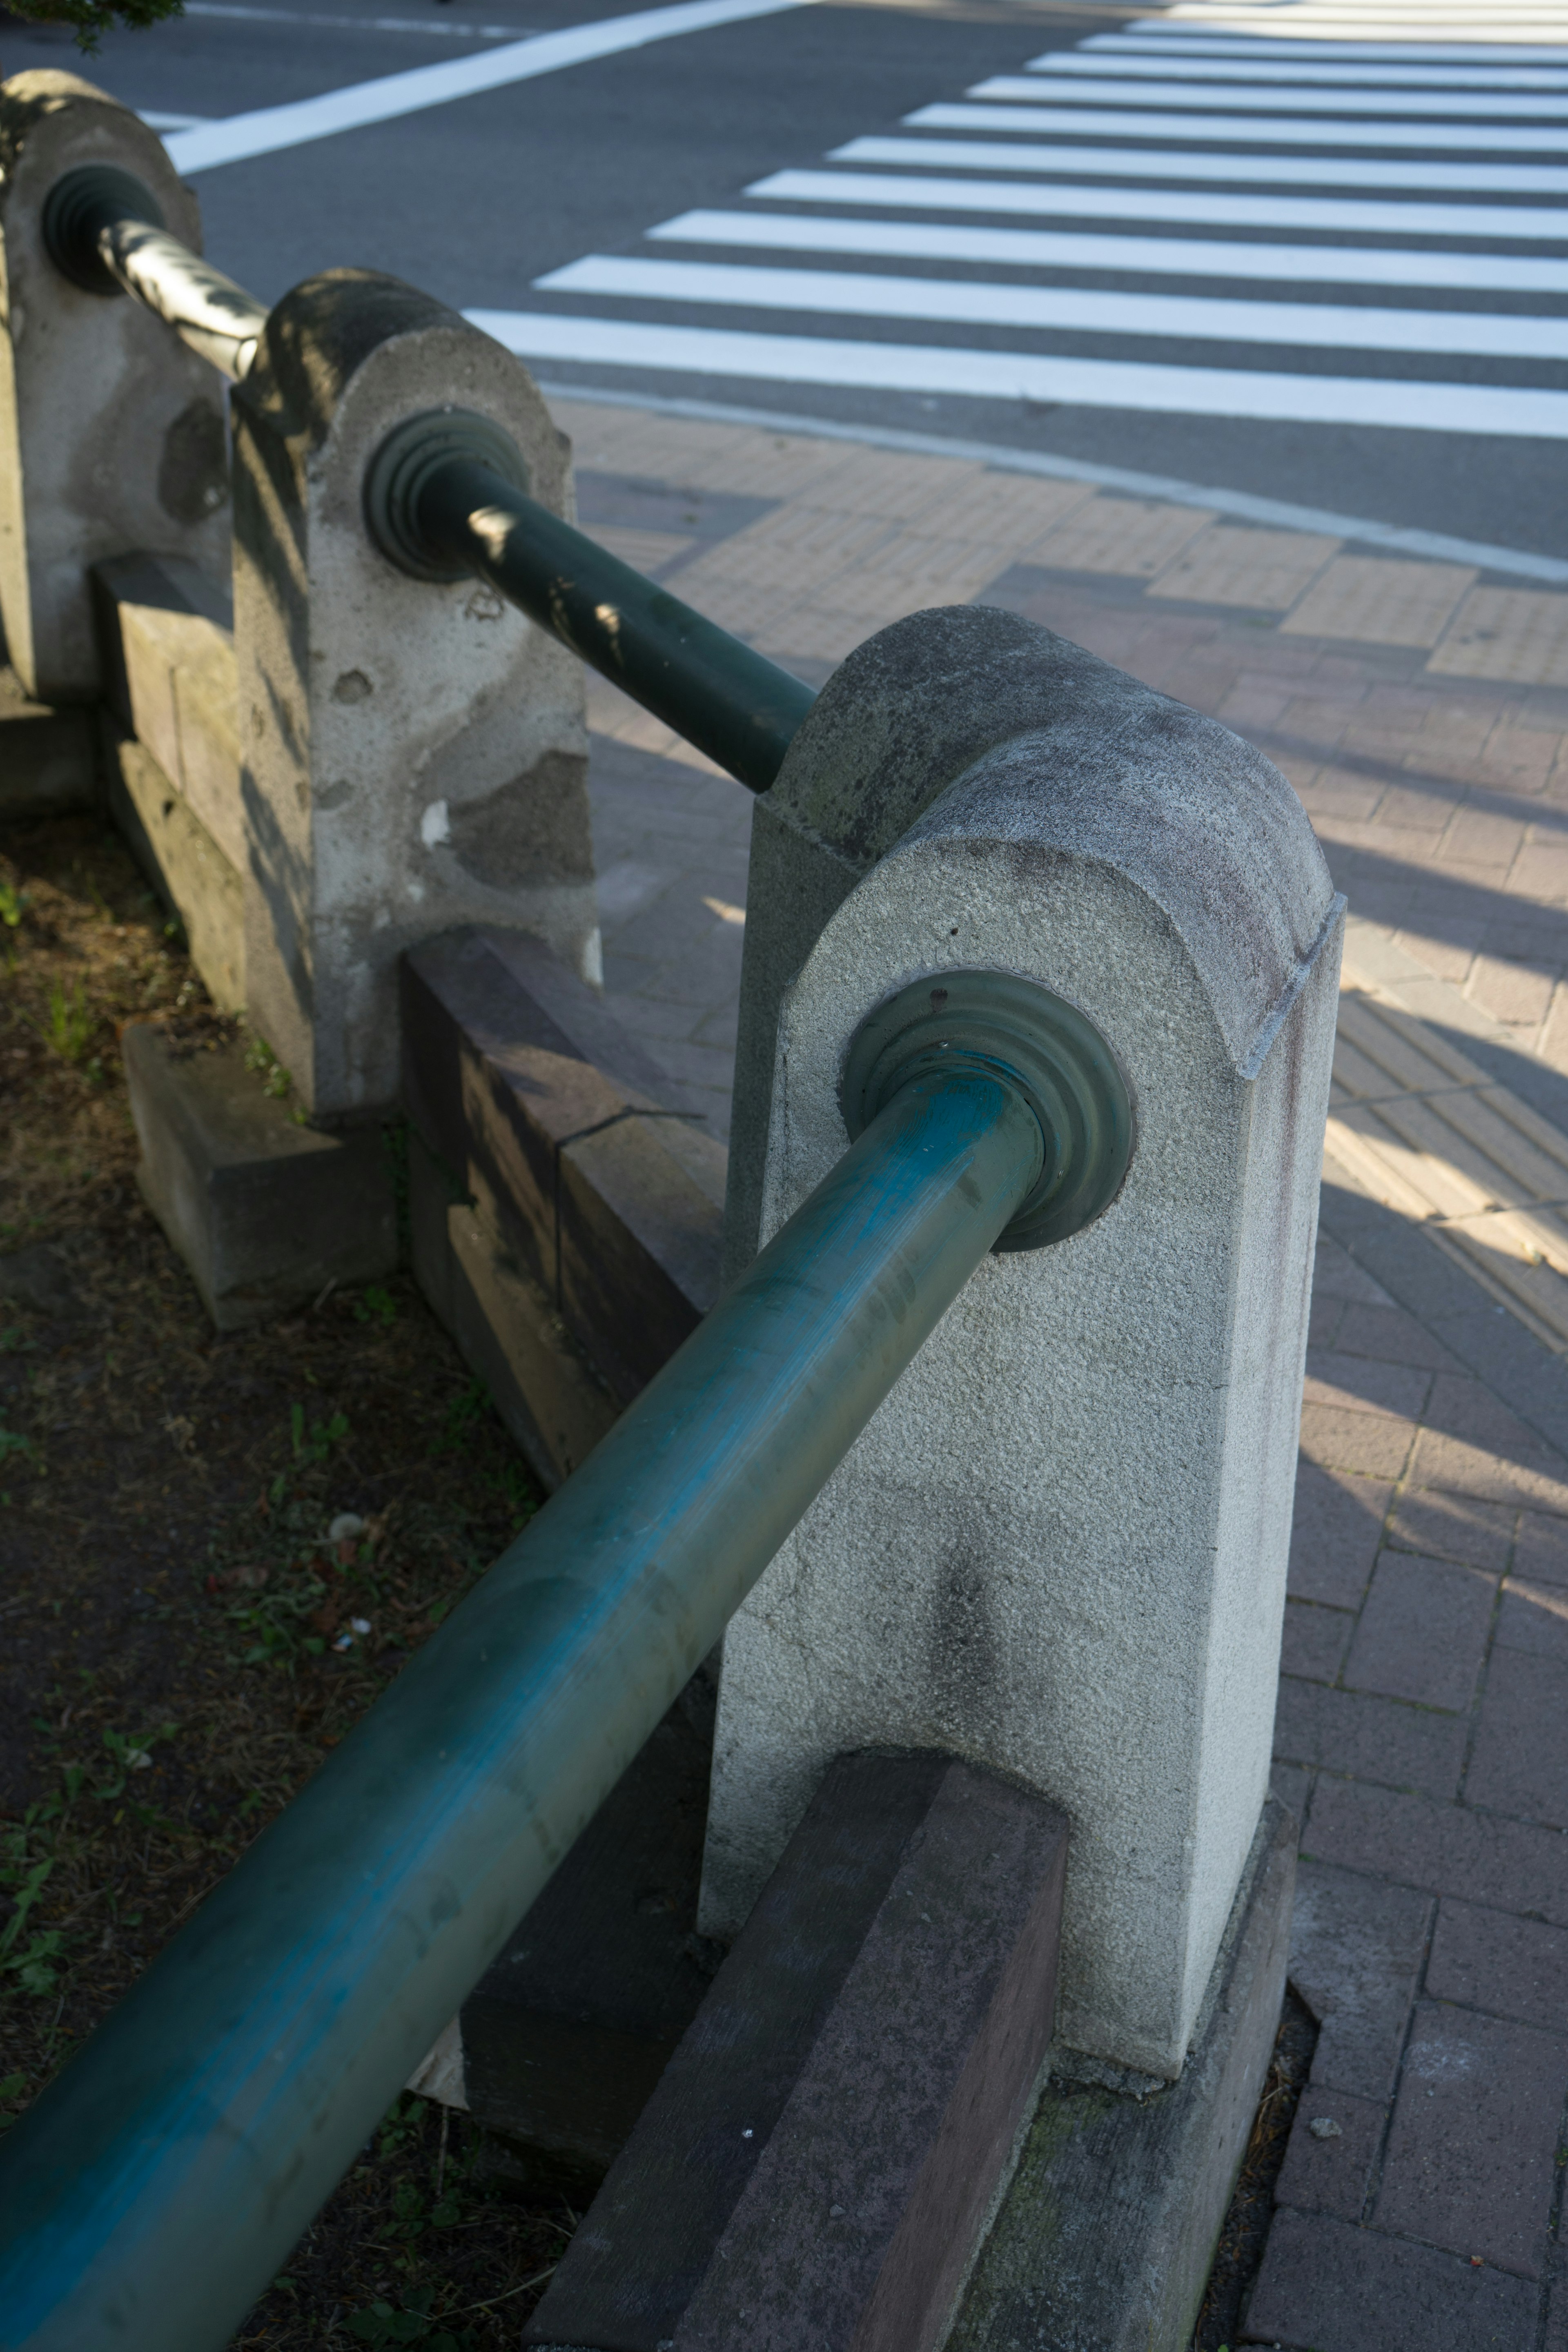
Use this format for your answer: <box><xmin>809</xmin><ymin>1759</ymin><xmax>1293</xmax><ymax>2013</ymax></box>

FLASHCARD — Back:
<box><xmin>231</xmin><ymin>275</ymin><xmax>594</xmax><ymax>1115</ymax></box>
<box><xmin>0</xmin><ymin>74</ymin><xmax>230</xmax><ymax>701</ymax></box>
<box><xmin>699</xmin><ymin>606</ymin><xmax>1341</xmax><ymax>2079</ymax></box>
<box><xmin>122</xmin><ymin>1021</ymin><xmax>396</xmax><ymax>1329</ymax></box>
<box><xmin>527</xmin><ymin>1753</ymin><xmax>1068</xmax><ymax>2352</ymax></box>
<box><xmin>948</xmin><ymin>1799</ymin><xmax>1294</xmax><ymax>2352</ymax></box>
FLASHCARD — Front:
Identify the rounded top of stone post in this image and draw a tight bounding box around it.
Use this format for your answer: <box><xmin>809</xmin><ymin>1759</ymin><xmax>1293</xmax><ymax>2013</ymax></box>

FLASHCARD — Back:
<box><xmin>0</xmin><ymin>70</ymin><xmax>201</xmax><ymax>249</ymax></box>
<box><xmin>775</xmin><ymin>606</ymin><xmax>1336</xmax><ymax>1081</ymax></box>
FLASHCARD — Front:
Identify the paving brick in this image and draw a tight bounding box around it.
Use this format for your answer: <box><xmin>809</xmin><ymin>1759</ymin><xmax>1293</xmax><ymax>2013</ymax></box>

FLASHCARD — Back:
<box><xmin>1376</xmin><ymin>2002</ymin><xmax>1568</xmax><ymax>2276</ymax></box>
<box><xmin>1330</xmin><ymin>1302</ymin><xmax>1467</xmax><ymax>1374</ymax></box>
<box><xmin>1408</xmin><ymin>1426</ymin><xmax>1568</xmax><ymax>1515</ymax></box>
<box><xmin>1314</xmin><ymin>1236</ymin><xmax>1395</xmax><ymax>1305</ymax></box>
<box><xmin>1496</xmin><ymin>1578</ymin><xmax>1568</xmax><ymax>1662</ymax></box>
<box><xmin>1516</xmin><ymin>1508</ymin><xmax>1568</xmax><ymax>1585</ymax></box>
<box><xmin>1343</xmin><ymin>1552</ymin><xmax>1497</xmax><ymax>1713</ymax></box>
<box><xmin>1306</xmin><ymin>1778</ymin><xmax>1568</xmax><ymax>1927</ymax></box>
<box><xmin>1427</xmin><ymin>1899</ymin><xmax>1568</xmax><ymax>2036</ymax></box>
<box><xmin>1548</xmin><ymin>2276</ymin><xmax>1568</xmax><ymax>2352</ymax></box>
<box><xmin>1273</xmin><ymin>1678</ymin><xmax>1467</xmax><ymax>1802</ymax></box>
<box><xmin>1465</xmin><ymin>953</ymin><xmax>1557</xmax><ymax>1030</ymax></box>
<box><xmin>1289</xmin><ymin>1461</ymin><xmax>1393</xmax><ymax>1610</ymax></box>
<box><xmin>1466</xmin><ymin>1650</ymin><xmax>1568</xmax><ymax>1828</ymax></box>
<box><xmin>1303</xmin><ymin>1351</ymin><xmax>1432</xmax><ymax>1421</ymax></box>
<box><xmin>1386</xmin><ymin>1488</ymin><xmax>1515</xmax><ymax>1572</ymax></box>
<box><xmin>1273</xmin><ymin>2088</ymin><xmax>1386</xmax><ymax>2223</ymax></box>
<box><xmin>1289</xmin><ymin>1862</ymin><xmax>1433</xmax><ymax>2100</ymax></box>
<box><xmin>1301</xmin><ymin>1402</ymin><xmax>1417</xmax><ymax>1479</ymax></box>
<box><xmin>1281</xmin><ymin>1604</ymin><xmax>1354</xmax><ymax>1686</ymax></box>
<box><xmin>1309</xmin><ymin>1289</ymin><xmax>1345</xmax><ymax>1349</ymax></box>
<box><xmin>1243</xmin><ymin>2208</ymin><xmax>1539</xmax><ymax>2350</ymax></box>
<box><xmin>1272</xmin><ymin>1761</ymin><xmax>1312</xmax><ymax>1826</ymax></box>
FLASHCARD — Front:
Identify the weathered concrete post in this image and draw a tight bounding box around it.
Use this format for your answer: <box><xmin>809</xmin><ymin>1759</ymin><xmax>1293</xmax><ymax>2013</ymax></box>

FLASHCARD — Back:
<box><xmin>0</xmin><ymin>72</ymin><xmax>231</xmax><ymax>702</ymax></box>
<box><xmin>706</xmin><ymin>606</ymin><xmax>1341</xmax><ymax>2087</ymax></box>
<box><xmin>229</xmin><ymin>272</ymin><xmax>596</xmax><ymax>1116</ymax></box>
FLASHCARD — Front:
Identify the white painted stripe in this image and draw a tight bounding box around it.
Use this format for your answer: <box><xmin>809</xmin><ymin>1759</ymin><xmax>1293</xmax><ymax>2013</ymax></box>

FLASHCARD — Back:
<box><xmin>908</xmin><ymin>103</ymin><xmax>1568</xmax><ymax>152</ymax></box>
<box><xmin>984</xmin><ymin>76</ymin><xmax>1568</xmax><ymax>116</ymax></box>
<box><xmin>536</xmin><ymin>376</ymin><xmax>1568</xmax><ymax>582</ymax></box>
<box><xmin>140</xmin><ymin>110</ymin><xmax>209</xmax><ymax>129</ymax></box>
<box><xmin>1036</xmin><ymin>51</ymin><xmax>1568</xmax><ymax>87</ymax></box>
<box><xmin>467</xmin><ymin>310</ymin><xmax>1568</xmax><ymax>436</ymax></box>
<box><xmin>1142</xmin><ymin>17</ymin><xmax>1568</xmax><ymax>35</ymax></box>
<box><xmin>650</xmin><ymin>207</ymin><xmax>1568</xmax><ymax>294</ymax></box>
<box><xmin>182</xmin><ymin>2</ymin><xmax>520</xmax><ymax>33</ymax></box>
<box><xmin>536</xmin><ymin>252</ymin><xmax>1568</xmax><ymax>359</ymax></box>
<box><xmin>751</xmin><ymin>167</ymin><xmax>1568</xmax><ymax>239</ymax></box>
<box><xmin>835</xmin><ymin>135</ymin><xmax>1568</xmax><ymax>194</ymax></box>
<box><xmin>162</xmin><ymin>0</ymin><xmax>813</xmax><ymax>174</ymax></box>
<box><xmin>1091</xmin><ymin>36</ymin><xmax>1568</xmax><ymax>61</ymax></box>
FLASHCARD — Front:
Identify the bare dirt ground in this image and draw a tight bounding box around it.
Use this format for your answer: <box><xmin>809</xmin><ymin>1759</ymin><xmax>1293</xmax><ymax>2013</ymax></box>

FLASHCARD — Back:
<box><xmin>0</xmin><ymin>813</ymin><xmax>573</xmax><ymax>2349</ymax></box>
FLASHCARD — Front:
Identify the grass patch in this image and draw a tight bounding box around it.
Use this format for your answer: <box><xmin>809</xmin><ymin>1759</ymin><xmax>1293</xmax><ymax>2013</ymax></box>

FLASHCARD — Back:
<box><xmin>0</xmin><ymin>817</ymin><xmax>564</xmax><ymax>2346</ymax></box>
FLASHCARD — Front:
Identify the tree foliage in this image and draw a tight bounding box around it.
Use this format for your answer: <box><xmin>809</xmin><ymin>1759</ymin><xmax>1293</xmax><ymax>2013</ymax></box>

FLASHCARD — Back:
<box><xmin>3</xmin><ymin>0</ymin><xmax>184</xmax><ymax>51</ymax></box>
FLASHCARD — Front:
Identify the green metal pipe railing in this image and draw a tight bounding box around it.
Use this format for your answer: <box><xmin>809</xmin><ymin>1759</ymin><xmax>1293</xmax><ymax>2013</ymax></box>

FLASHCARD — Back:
<box><xmin>42</xmin><ymin>162</ymin><xmax>269</xmax><ymax>382</ymax></box>
<box><xmin>0</xmin><ymin>1066</ymin><xmax>1045</xmax><ymax>2352</ymax></box>
<box><xmin>41</xmin><ymin>162</ymin><xmax>816</xmax><ymax>790</ymax></box>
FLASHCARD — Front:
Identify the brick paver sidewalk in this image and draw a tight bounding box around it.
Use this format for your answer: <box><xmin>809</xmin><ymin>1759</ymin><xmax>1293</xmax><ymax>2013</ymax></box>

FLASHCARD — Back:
<box><xmin>553</xmin><ymin>392</ymin><xmax>1568</xmax><ymax>2351</ymax></box>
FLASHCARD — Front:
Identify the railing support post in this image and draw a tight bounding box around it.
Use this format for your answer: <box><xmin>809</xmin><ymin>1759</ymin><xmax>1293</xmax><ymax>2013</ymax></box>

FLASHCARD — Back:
<box><xmin>706</xmin><ymin>602</ymin><xmax>1344</xmax><ymax>2083</ymax></box>
<box><xmin>229</xmin><ymin>273</ymin><xmax>596</xmax><ymax>1114</ymax></box>
<box><xmin>0</xmin><ymin>73</ymin><xmax>230</xmax><ymax>702</ymax></box>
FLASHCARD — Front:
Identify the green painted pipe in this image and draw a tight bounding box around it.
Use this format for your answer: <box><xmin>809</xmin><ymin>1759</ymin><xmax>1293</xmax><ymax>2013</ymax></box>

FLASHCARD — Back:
<box><xmin>418</xmin><ymin>453</ymin><xmax>816</xmax><ymax>793</ymax></box>
<box><xmin>0</xmin><ymin>1066</ymin><xmax>1044</xmax><ymax>2352</ymax></box>
<box><xmin>362</xmin><ymin>408</ymin><xmax>817</xmax><ymax>793</ymax></box>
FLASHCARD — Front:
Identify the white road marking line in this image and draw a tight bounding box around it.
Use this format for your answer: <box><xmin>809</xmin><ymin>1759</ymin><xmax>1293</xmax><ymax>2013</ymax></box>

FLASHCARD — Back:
<box><xmin>983</xmin><ymin>76</ymin><xmax>1568</xmax><ymax>116</ymax></box>
<box><xmin>161</xmin><ymin>0</ymin><xmax>815</xmax><ymax>174</ymax></box>
<box><xmin>181</xmin><ymin>2</ymin><xmax>521</xmax><ymax>33</ymax></box>
<box><xmin>466</xmin><ymin>310</ymin><xmax>1568</xmax><ymax>436</ymax></box>
<box><xmin>835</xmin><ymin>134</ymin><xmax>1568</xmax><ymax>194</ymax></box>
<box><xmin>650</xmin><ymin>207</ymin><xmax>1568</xmax><ymax>295</ymax></box>
<box><xmin>537</xmin><ymin>253</ymin><xmax>1568</xmax><ymax>361</ymax></box>
<box><xmin>908</xmin><ymin>102</ymin><xmax>1568</xmax><ymax>152</ymax></box>
<box><xmin>1036</xmin><ymin>52</ymin><xmax>1568</xmax><ymax>87</ymax></box>
<box><xmin>749</xmin><ymin>167</ymin><xmax>1568</xmax><ymax>240</ymax></box>
<box><xmin>1091</xmin><ymin>37</ymin><xmax>1568</xmax><ymax>62</ymax></box>
<box><xmin>139</xmin><ymin>110</ymin><xmax>209</xmax><ymax>129</ymax></box>
<box><xmin>1142</xmin><ymin>16</ymin><xmax>1568</xmax><ymax>34</ymax></box>
<box><xmin>541</xmin><ymin>376</ymin><xmax>1568</xmax><ymax>583</ymax></box>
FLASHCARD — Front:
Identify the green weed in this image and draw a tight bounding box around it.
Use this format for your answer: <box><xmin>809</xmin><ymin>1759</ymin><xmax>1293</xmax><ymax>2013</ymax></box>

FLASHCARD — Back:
<box><xmin>244</xmin><ymin>1035</ymin><xmax>294</xmax><ymax>1100</ymax></box>
<box><xmin>0</xmin><ymin>881</ymin><xmax>30</xmax><ymax>929</ymax></box>
<box><xmin>354</xmin><ymin>1286</ymin><xmax>398</xmax><ymax>1328</ymax></box>
<box><xmin>44</xmin><ymin>977</ymin><xmax>94</xmax><ymax>1065</ymax></box>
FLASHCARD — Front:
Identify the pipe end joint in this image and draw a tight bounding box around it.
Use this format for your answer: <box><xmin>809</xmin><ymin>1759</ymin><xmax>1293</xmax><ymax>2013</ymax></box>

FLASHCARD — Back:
<box><xmin>363</xmin><ymin>408</ymin><xmax>529</xmax><ymax>583</ymax></box>
<box><xmin>842</xmin><ymin>969</ymin><xmax>1134</xmax><ymax>1251</ymax></box>
<box><xmin>42</xmin><ymin>164</ymin><xmax>163</xmax><ymax>296</ymax></box>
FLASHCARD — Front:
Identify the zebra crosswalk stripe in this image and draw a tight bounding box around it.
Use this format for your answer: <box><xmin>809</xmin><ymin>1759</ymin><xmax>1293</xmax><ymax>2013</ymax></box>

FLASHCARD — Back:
<box><xmin>477</xmin><ymin>1</ymin><xmax>1568</xmax><ymax>442</ymax></box>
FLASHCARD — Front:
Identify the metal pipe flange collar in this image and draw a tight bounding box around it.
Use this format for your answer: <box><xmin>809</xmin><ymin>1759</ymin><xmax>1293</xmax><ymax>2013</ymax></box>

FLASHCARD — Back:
<box><xmin>42</xmin><ymin>164</ymin><xmax>164</xmax><ymax>296</ymax></box>
<box><xmin>363</xmin><ymin>407</ymin><xmax>530</xmax><ymax>583</ymax></box>
<box><xmin>841</xmin><ymin>969</ymin><xmax>1134</xmax><ymax>1251</ymax></box>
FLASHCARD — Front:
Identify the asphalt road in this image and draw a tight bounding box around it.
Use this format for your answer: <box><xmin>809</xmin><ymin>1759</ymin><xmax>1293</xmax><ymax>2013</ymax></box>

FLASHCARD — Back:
<box><xmin>6</xmin><ymin>0</ymin><xmax>1566</xmax><ymax>561</ymax></box>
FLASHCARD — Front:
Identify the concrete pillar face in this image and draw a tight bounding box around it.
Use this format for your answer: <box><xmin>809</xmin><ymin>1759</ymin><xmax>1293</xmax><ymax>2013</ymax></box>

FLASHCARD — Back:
<box><xmin>230</xmin><ymin>271</ymin><xmax>593</xmax><ymax>1116</ymax></box>
<box><xmin>702</xmin><ymin>607</ymin><xmax>1343</xmax><ymax>2081</ymax></box>
<box><xmin>0</xmin><ymin>73</ymin><xmax>231</xmax><ymax>700</ymax></box>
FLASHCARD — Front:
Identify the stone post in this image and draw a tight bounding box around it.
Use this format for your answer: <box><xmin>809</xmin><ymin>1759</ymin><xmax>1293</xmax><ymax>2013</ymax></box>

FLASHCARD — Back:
<box><xmin>0</xmin><ymin>72</ymin><xmax>230</xmax><ymax>702</ymax></box>
<box><xmin>704</xmin><ymin>605</ymin><xmax>1342</xmax><ymax>2081</ymax></box>
<box><xmin>229</xmin><ymin>270</ymin><xmax>595</xmax><ymax>1116</ymax></box>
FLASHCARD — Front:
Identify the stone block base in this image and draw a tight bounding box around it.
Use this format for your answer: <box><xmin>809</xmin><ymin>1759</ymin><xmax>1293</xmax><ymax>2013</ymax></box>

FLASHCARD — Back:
<box><xmin>0</xmin><ymin>666</ymin><xmax>96</xmax><ymax>820</ymax></box>
<box><xmin>457</xmin><ymin>1666</ymin><xmax>722</xmax><ymax>2195</ymax></box>
<box><xmin>946</xmin><ymin>1796</ymin><xmax>1296</xmax><ymax>2352</ymax></box>
<box><xmin>123</xmin><ymin>1022</ymin><xmax>397</xmax><ymax>1331</ymax></box>
<box><xmin>525</xmin><ymin>1753</ymin><xmax>1070</xmax><ymax>2352</ymax></box>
